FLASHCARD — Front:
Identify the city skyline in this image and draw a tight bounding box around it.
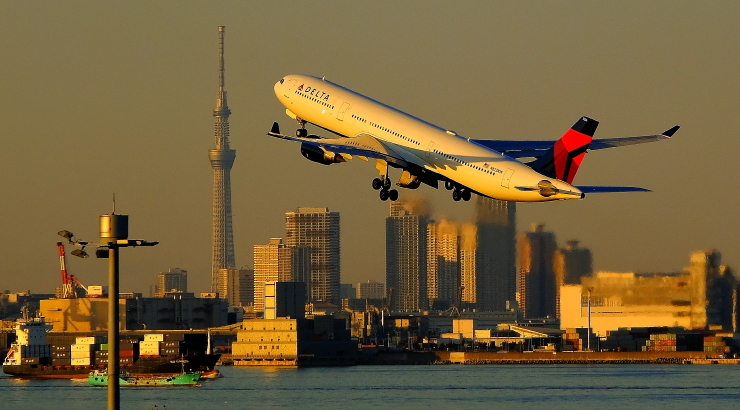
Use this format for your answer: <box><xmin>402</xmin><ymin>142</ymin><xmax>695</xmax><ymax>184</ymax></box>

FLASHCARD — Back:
<box><xmin>1</xmin><ymin>2</ymin><xmax>738</xmax><ymax>294</ymax></box>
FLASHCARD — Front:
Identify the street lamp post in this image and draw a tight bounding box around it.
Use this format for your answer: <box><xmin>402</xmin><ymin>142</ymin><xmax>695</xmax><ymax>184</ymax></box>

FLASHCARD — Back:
<box><xmin>59</xmin><ymin>212</ymin><xmax>157</xmax><ymax>410</ymax></box>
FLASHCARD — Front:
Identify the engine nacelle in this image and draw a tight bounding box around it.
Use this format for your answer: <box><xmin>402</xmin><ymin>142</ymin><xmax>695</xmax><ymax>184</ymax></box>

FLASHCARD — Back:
<box><xmin>300</xmin><ymin>143</ymin><xmax>345</xmax><ymax>165</ymax></box>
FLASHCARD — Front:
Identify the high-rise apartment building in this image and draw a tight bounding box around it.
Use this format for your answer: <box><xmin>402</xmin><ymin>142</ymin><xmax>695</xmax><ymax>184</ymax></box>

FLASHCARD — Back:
<box><xmin>156</xmin><ymin>268</ymin><xmax>188</xmax><ymax>296</ymax></box>
<box><xmin>285</xmin><ymin>208</ymin><xmax>340</xmax><ymax>304</ymax></box>
<box><xmin>459</xmin><ymin>223</ymin><xmax>477</xmax><ymax>307</ymax></box>
<box><xmin>553</xmin><ymin>240</ymin><xmax>592</xmax><ymax>317</ymax></box>
<box><xmin>386</xmin><ymin>201</ymin><xmax>428</xmax><ymax>312</ymax></box>
<box><xmin>427</xmin><ymin>220</ymin><xmax>460</xmax><ymax>309</ymax></box>
<box><xmin>475</xmin><ymin>197</ymin><xmax>516</xmax><ymax>311</ymax></box>
<box><xmin>518</xmin><ymin>224</ymin><xmax>558</xmax><ymax>318</ymax></box>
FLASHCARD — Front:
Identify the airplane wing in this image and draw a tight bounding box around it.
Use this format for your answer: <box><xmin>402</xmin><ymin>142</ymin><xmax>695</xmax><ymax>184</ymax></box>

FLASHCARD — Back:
<box><xmin>267</xmin><ymin>122</ymin><xmax>410</xmax><ymax>166</ymax></box>
<box><xmin>471</xmin><ymin>126</ymin><xmax>680</xmax><ymax>159</ymax></box>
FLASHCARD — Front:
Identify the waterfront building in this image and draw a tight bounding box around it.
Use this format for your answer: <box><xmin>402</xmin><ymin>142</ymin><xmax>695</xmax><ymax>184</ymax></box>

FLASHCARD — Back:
<box><xmin>553</xmin><ymin>241</ymin><xmax>592</xmax><ymax>317</ymax></box>
<box><xmin>40</xmin><ymin>295</ymin><xmax>228</xmax><ymax>331</ymax></box>
<box><xmin>560</xmin><ymin>250</ymin><xmax>737</xmax><ymax>335</ymax></box>
<box><xmin>231</xmin><ymin>318</ymin><xmax>357</xmax><ymax>366</ymax></box>
<box><xmin>264</xmin><ymin>282</ymin><xmax>307</xmax><ymax>320</ymax></box>
<box><xmin>475</xmin><ymin>197</ymin><xmax>517</xmax><ymax>312</ymax></box>
<box><xmin>386</xmin><ymin>200</ymin><xmax>429</xmax><ymax>312</ymax></box>
<box><xmin>155</xmin><ymin>268</ymin><xmax>188</xmax><ymax>297</ymax></box>
<box><xmin>285</xmin><ymin>207</ymin><xmax>340</xmax><ymax>304</ymax></box>
<box><xmin>518</xmin><ymin>224</ymin><xmax>558</xmax><ymax>319</ymax></box>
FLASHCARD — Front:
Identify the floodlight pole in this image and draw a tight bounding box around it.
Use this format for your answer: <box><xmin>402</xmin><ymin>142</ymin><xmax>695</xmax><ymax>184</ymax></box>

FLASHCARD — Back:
<box><xmin>100</xmin><ymin>213</ymin><xmax>128</xmax><ymax>410</ymax></box>
<box><xmin>107</xmin><ymin>243</ymin><xmax>120</xmax><ymax>410</ymax></box>
<box><xmin>60</xmin><ymin>212</ymin><xmax>157</xmax><ymax>410</ymax></box>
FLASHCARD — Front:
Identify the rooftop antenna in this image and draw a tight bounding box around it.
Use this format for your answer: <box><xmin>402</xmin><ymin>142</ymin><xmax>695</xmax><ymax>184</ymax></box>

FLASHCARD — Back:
<box><xmin>112</xmin><ymin>193</ymin><xmax>116</xmax><ymax>215</ymax></box>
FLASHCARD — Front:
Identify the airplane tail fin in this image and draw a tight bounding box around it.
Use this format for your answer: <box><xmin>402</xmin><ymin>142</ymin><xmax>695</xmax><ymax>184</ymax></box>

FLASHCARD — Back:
<box><xmin>528</xmin><ymin>116</ymin><xmax>598</xmax><ymax>184</ymax></box>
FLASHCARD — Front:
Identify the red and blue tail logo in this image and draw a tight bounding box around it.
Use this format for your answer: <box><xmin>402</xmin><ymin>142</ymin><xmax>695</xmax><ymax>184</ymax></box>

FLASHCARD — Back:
<box><xmin>529</xmin><ymin>117</ymin><xmax>598</xmax><ymax>184</ymax></box>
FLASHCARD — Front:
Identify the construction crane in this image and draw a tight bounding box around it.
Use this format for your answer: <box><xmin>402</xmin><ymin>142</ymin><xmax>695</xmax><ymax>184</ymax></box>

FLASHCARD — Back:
<box><xmin>56</xmin><ymin>242</ymin><xmax>88</xmax><ymax>298</ymax></box>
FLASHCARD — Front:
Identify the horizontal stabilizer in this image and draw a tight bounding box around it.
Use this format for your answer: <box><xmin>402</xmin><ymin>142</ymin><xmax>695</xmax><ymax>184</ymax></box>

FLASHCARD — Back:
<box><xmin>576</xmin><ymin>186</ymin><xmax>651</xmax><ymax>193</ymax></box>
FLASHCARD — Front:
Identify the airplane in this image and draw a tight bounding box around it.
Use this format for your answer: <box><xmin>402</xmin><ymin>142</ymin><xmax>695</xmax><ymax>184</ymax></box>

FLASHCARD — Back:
<box><xmin>268</xmin><ymin>74</ymin><xmax>679</xmax><ymax>203</ymax></box>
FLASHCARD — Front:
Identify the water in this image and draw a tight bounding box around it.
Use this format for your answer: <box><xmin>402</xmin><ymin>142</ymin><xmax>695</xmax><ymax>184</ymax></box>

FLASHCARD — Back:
<box><xmin>2</xmin><ymin>365</ymin><xmax>740</xmax><ymax>410</ymax></box>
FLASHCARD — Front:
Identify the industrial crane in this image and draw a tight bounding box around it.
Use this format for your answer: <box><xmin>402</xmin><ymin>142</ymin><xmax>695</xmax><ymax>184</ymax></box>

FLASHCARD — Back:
<box><xmin>56</xmin><ymin>242</ymin><xmax>88</xmax><ymax>298</ymax></box>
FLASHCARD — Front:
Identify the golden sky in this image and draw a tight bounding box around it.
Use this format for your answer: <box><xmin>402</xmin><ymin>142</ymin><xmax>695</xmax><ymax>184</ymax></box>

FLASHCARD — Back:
<box><xmin>1</xmin><ymin>1</ymin><xmax>738</xmax><ymax>293</ymax></box>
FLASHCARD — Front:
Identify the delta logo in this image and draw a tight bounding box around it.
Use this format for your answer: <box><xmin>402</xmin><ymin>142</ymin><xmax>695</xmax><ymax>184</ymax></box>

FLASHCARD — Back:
<box><xmin>296</xmin><ymin>84</ymin><xmax>330</xmax><ymax>101</ymax></box>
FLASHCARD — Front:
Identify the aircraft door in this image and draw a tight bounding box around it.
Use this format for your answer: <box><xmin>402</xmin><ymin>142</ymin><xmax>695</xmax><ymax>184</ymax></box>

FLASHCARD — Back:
<box><xmin>426</xmin><ymin>141</ymin><xmax>435</xmax><ymax>159</ymax></box>
<box><xmin>501</xmin><ymin>168</ymin><xmax>515</xmax><ymax>188</ymax></box>
<box><xmin>284</xmin><ymin>79</ymin><xmax>297</xmax><ymax>98</ymax></box>
<box><xmin>337</xmin><ymin>102</ymin><xmax>350</xmax><ymax>121</ymax></box>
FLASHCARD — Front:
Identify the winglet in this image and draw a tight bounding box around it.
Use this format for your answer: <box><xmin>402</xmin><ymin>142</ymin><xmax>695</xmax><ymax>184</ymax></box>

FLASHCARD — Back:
<box><xmin>662</xmin><ymin>125</ymin><xmax>680</xmax><ymax>138</ymax></box>
<box><xmin>270</xmin><ymin>122</ymin><xmax>281</xmax><ymax>135</ymax></box>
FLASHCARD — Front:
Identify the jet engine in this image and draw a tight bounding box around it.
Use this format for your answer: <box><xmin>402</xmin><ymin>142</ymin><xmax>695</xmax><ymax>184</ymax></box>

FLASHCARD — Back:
<box><xmin>300</xmin><ymin>143</ymin><xmax>346</xmax><ymax>165</ymax></box>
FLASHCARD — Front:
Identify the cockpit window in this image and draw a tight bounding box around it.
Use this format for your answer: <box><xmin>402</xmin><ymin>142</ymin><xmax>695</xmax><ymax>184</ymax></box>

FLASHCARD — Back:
<box><xmin>279</xmin><ymin>78</ymin><xmax>284</xmax><ymax>84</ymax></box>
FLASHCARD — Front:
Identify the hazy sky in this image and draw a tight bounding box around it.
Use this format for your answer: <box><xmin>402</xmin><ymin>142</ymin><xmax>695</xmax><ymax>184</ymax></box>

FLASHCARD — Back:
<box><xmin>1</xmin><ymin>1</ymin><xmax>738</xmax><ymax>295</ymax></box>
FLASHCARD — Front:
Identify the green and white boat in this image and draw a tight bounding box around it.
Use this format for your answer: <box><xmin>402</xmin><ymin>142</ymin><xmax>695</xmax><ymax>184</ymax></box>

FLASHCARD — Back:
<box><xmin>88</xmin><ymin>370</ymin><xmax>201</xmax><ymax>387</ymax></box>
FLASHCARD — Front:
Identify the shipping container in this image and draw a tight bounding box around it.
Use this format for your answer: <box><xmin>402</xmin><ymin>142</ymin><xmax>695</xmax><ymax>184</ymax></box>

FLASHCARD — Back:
<box><xmin>71</xmin><ymin>344</ymin><xmax>96</xmax><ymax>352</ymax></box>
<box><xmin>144</xmin><ymin>334</ymin><xmax>165</xmax><ymax>342</ymax></box>
<box><xmin>71</xmin><ymin>350</ymin><xmax>93</xmax><ymax>359</ymax></box>
<box><xmin>52</xmin><ymin>358</ymin><xmax>72</xmax><ymax>366</ymax></box>
<box><xmin>52</xmin><ymin>351</ymin><xmax>71</xmax><ymax>359</ymax></box>
<box><xmin>71</xmin><ymin>358</ymin><xmax>91</xmax><ymax>366</ymax></box>
<box><xmin>75</xmin><ymin>336</ymin><xmax>98</xmax><ymax>345</ymax></box>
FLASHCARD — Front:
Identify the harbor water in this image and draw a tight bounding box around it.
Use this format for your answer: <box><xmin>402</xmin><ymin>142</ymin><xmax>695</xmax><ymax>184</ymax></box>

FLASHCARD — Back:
<box><xmin>2</xmin><ymin>364</ymin><xmax>740</xmax><ymax>410</ymax></box>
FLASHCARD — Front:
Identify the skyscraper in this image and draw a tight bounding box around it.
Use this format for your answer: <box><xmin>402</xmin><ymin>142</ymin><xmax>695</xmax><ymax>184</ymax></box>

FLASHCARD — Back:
<box><xmin>386</xmin><ymin>200</ymin><xmax>429</xmax><ymax>312</ymax></box>
<box><xmin>475</xmin><ymin>197</ymin><xmax>517</xmax><ymax>311</ymax></box>
<box><xmin>156</xmin><ymin>268</ymin><xmax>188</xmax><ymax>296</ymax></box>
<box><xmin>459</xmin><ymin>223</ymin><xmax>477</xmax><ymax>307</ymax></box>
<box><xmin>426</xmin><ymin>220</ymin><xmax>460</xmax><ymax>309</ymax></box>
<box><xmin>209</xmin><ymin>26</ymin><xmax>237</xmax><ymax>293</ymax></box>
<box><xmin>285</xmin><ymin>208</ymin><xmax>340</xmax><ymax>304</ymax></box>
<box><xmin>518</xmin><ymin>224</ymin><xmax>558</xmax><ymax>318</ymax></box>
<box><xmin>217</xmin><ymin>268</ymin><xmax>254</xmax><ymax>307</ymax></box>
<box><xmin>553</xmin><ymin>240</ymin><xmax>592</xmax><ymax>317</ymax></box>
<box><xmin>253</xmin><ymin>238</ymin><xmax>311</xmax><ymax>311</ymax></box>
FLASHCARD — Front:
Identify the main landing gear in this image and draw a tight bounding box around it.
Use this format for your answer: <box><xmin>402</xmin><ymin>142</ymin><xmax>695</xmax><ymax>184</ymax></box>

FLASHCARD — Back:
<box><xmin>296</xmin><ymin>117</ymin><xmax>308</xmax><ymax>137</ymax></box>
<box><xmin>445</xmin><ymin>180</ymin><xmax>471</xmax><ymax>201</ymax></box>
<box><xmin>373</xmin><ymin>177</ymin><xmax>398</xmax><ymax>201</ymax></box>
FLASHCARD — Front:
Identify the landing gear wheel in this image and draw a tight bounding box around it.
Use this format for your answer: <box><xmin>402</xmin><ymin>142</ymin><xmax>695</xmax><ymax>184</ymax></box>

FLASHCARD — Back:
<box><xmin>462</xmin><ymin>190</ymin><xmax>471</xmax><ymax>201</ymax></box>
<box><xmin>452</xmin><ymin>190</ymin><xmax>462</xmax><ymax>201</ymax></box>
<box><xmin>379</xmin><ymin>190</ymin><xmax>389</xmax><ymax>201</ymax></box>
<box><xmin>383</xmin><ymin>178</ymin><xmax>391</xmax><ymax>190</ymax></box>
<box><xmin>372</xmin><ymin>178</ymin><xmax>383</xmax><ymax>190</ymax></box>
<box><xmin>296</xmin><ymin>128</ymin><xmax>308</xmax><ymax>138</ymax></box>
<box><xmin>388</xmin><ymin>189</ymin><xmax>399</xmax><ymax>201</ymax></box>
<box><xmin>445</xmin><ymin>181</ymin><xmax>455</xmax><ymax>190</ymax></box>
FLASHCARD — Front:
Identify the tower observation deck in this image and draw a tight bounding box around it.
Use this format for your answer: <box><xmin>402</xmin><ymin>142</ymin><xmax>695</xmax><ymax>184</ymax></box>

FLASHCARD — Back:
<box><xmin>209</xmin><ymin>26</ymin><xmax>236</xmax><ymax>293</ymax></box>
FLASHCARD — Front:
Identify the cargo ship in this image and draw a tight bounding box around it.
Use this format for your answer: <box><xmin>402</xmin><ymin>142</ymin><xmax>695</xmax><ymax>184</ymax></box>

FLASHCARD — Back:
<box><xmin>2</xmin><ymin>310</ymin><xmax>220</xmax><ymax>379</ymax></box>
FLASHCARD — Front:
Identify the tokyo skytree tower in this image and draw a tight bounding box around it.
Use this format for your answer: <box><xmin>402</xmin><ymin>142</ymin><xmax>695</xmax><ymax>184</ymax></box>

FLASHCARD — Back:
<box><xmin>209</xmin><ymin>26</ymin><xmax>236</xmax><ymax>293</ymax></box>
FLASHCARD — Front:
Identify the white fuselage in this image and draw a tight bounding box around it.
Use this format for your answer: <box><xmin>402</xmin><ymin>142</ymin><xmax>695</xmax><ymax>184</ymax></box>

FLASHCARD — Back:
<box><xmin>274</xmin><ymin>75</ymin><xmax>582</xmax><ymax>202</ymax></box>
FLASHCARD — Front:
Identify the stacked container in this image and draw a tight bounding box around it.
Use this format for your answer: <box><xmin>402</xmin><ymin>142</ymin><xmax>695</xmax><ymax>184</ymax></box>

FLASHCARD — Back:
<box><xmin>51</xmin><ymin>344</ymin><xmax>72</xmax><ymax>366</ymax></box>
<box><xmin>71</xmin><ymin>337</ymin><xmax>98</xmax><ymax>366</ymax></box>
<box><xmin>140</xmin><ymin>334</ymin><xmax>164</xmax><ymax>357</ymax></box>
<box><xmin>644</xmin><ymin>333</ymin><xmax>682</xmax><ymax>352</ymax></box>
<box><xmin>704</xmin><ymin>336</ymin><xmax>728</xmax><ymax>353</ymax></box>
<box><xmin>120</xmin><ymin>339</ymin><xmax>136</xmax><ymax>365</ymax></box>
